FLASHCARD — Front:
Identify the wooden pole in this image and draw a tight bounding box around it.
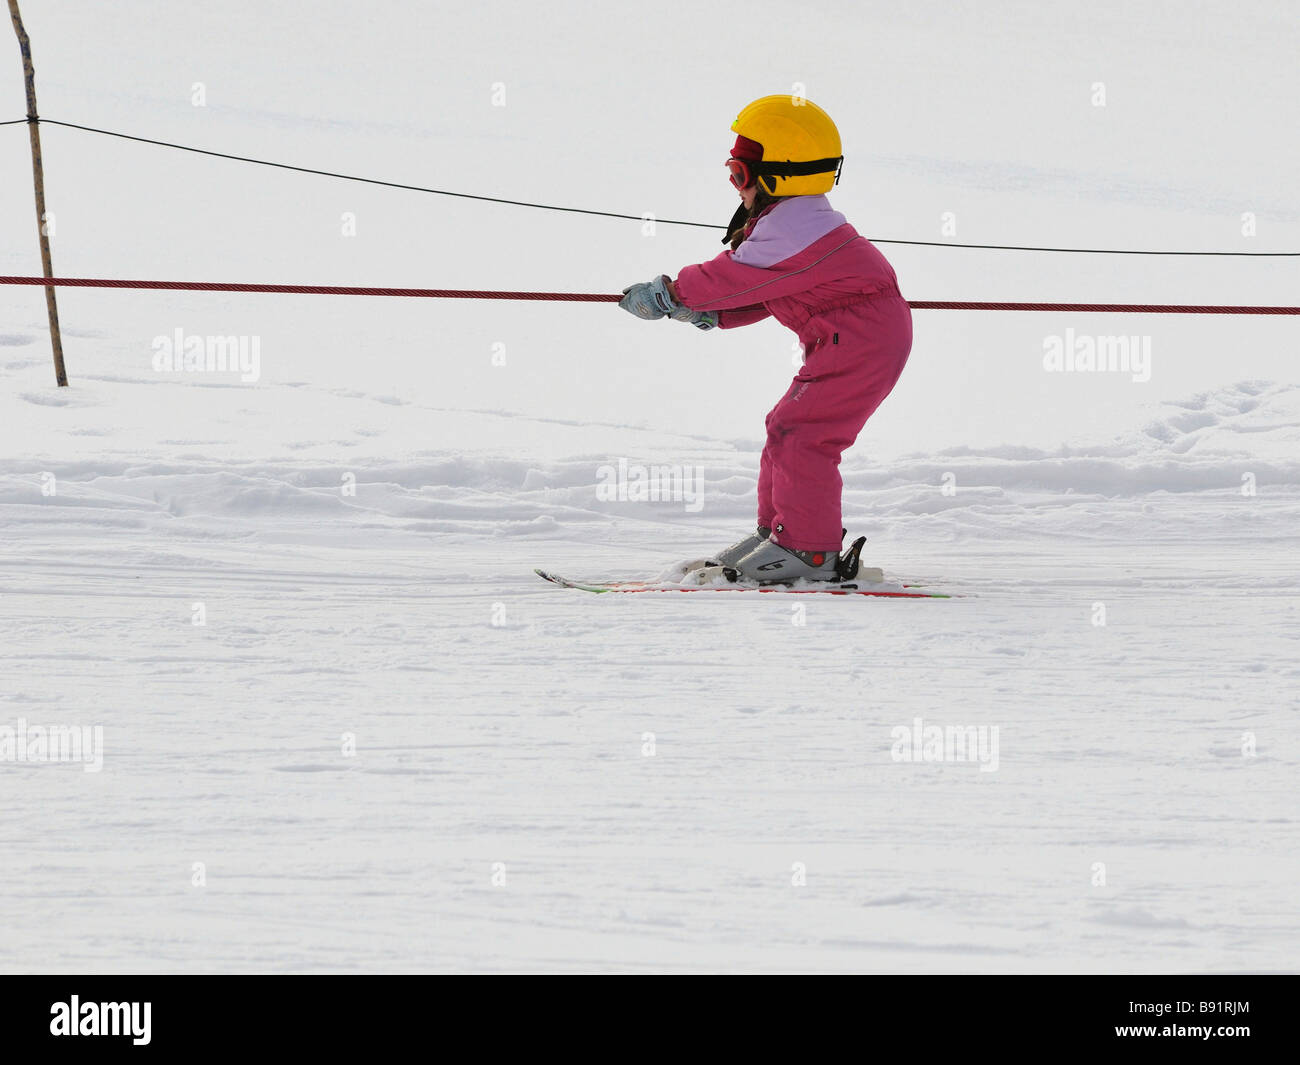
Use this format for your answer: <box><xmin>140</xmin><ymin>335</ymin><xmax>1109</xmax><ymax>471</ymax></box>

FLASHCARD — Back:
<box><xmin>7</xmin><ymin>0</ymin><xmax>67</xmax><ymax>386</ymax></box>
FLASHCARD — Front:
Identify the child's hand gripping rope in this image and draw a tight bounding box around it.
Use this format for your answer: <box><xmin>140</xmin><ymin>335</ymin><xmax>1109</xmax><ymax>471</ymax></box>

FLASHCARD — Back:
<box><xmin>619</xmin><ymin>274</ymin><xmax>717</xmax><ymax>330</ymax></box>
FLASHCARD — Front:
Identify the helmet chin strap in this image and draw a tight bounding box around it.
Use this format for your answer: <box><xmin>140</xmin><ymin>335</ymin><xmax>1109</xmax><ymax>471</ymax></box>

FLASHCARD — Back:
<box><xmin>721</xmin><ymin>202</ymin><xmax>750</xmax><ymax>245</ymax></box>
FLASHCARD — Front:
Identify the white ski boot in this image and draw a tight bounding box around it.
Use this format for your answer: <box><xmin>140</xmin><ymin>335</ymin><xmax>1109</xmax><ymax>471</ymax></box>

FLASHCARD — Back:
<box><xmin>727</xmin><ymin>536</ymin><xmax>840</xmax><ymax>584</ymax></box>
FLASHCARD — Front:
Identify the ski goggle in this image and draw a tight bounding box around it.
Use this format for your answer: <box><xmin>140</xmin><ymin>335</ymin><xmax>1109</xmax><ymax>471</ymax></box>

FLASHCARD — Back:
<box><xmin>725</xmin><ymin>157</ymin><xmax>755</xmax><ymax>190</ymax></box>
<box><xmin>726</xmin><ymin>155</ymin><xmax>846</xmax><ymax>192</ymax></box>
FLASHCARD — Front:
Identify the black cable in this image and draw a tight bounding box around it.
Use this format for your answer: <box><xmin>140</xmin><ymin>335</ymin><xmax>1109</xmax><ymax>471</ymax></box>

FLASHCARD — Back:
<box><xmin>38</xmin><ymin>118</ymin><xmax>718</xmax><ymax>231</ymax></box>
<box><xmin>6</xmin><ymin>117</ymin><xmax>1298</xmax><ymax>256</ymax></box>
<box><xmin>837</xmin><ymin>238</ymin><xmax>1298</xmax><ymax>256</ymax></box>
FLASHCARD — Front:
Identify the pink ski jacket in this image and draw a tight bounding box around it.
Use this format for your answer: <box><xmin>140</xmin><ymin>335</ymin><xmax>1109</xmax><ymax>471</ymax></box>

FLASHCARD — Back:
<box><xmin>673</xmin><ymin>195</ymin><xmax>903</xmax><ymax>345</ymax></box>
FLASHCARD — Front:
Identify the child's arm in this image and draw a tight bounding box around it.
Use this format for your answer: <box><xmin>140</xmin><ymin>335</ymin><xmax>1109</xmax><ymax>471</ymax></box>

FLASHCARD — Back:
<box><xmin>666</xmin><ymin>279</ymin><xmax>769</xmax><ymax>329</ymax></box>
<box><xmin>673</xmin><ymin>236</ymin><xmax>854</xmax><ymax>313</ymax></box>
<box><xmin>715</xmin><ymin>304</ymin><xmax>772</xmax><ymax>329</ymax></box>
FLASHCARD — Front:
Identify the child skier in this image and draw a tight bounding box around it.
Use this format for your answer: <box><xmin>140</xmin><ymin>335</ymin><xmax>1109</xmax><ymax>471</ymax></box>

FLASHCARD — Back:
<box><xmin>620</xmin><ymin>95</ymin><xmax>912</xmax><ymax>583</ymax></box>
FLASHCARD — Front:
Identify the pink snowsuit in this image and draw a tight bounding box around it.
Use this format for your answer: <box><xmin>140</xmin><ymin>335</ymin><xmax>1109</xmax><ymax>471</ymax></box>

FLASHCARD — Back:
<box><xmin>673</xmin><ymin>195</ymin><xmax>911</xmax><ymax>551</ymax></box>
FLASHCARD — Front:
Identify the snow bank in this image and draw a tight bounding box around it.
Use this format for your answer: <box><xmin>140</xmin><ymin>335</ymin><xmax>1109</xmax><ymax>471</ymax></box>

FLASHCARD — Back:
<box><xmin>3</xmin><ymin>375</ymin><xmax>1296</xmax><ymax>554</ymax></box>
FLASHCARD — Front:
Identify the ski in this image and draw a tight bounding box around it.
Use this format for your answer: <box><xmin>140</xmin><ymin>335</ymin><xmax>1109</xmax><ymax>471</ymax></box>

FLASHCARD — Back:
<box><xmin>534</xmin><ymin>568</ymin><xmax>956</xmax><ymax>599</ymax></box>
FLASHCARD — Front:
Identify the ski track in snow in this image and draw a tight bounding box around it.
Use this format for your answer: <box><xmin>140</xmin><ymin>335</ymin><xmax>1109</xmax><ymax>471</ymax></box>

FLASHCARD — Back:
<box><xmin>1</xmin><ymin>368</ymin><xmax>1297</xmax><ymax>972</ymax></box>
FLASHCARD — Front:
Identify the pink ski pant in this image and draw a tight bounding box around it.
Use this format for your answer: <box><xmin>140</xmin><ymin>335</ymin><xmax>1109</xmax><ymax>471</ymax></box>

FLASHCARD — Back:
<box><xmin>758</xmin><ymin>294</ymin><xmax>912</xmax><ymax>551</ymax></box>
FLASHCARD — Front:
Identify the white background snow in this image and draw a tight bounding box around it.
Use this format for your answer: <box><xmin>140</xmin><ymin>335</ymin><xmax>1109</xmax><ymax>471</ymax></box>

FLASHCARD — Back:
<box><xmin>1</xmin><ymin>0</ymin><xmax>1297</xmax><ymax>972</ymax></box>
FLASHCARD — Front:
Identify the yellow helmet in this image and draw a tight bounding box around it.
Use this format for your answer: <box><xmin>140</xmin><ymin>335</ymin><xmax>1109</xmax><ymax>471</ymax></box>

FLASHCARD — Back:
<box><xmin>730</xmin><ymin>95</ymin><xmax>843</xmax><ymax>196</ymax></box>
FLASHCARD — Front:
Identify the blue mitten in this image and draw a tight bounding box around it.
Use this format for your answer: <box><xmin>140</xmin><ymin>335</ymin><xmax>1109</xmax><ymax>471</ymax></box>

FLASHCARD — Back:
<box><xmin>619</xmin><ymin>275</ymin><xmax>678</xmax><ymax>320</ymax></box>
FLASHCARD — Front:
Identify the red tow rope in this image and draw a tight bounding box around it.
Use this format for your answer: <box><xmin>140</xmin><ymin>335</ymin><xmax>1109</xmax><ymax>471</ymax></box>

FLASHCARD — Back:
<box><xmin>1</xmin><ymin>276</ymin><xmax>1298</xmax><ymax>314</ymax></box>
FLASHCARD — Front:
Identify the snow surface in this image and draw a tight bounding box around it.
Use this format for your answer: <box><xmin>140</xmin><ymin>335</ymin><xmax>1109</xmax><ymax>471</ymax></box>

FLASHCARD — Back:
<box><xmin>1</xmin><ymin>1</ymin><xmax>1297</xmax><ymax>973</ymax></box>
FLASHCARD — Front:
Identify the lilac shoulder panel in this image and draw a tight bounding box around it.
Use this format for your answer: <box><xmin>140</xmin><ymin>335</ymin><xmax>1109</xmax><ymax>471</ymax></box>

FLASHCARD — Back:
<box><xmin>731</xmin><ymin>195</ymin><xmax>848</xmax><ymax>269</ymax></box>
